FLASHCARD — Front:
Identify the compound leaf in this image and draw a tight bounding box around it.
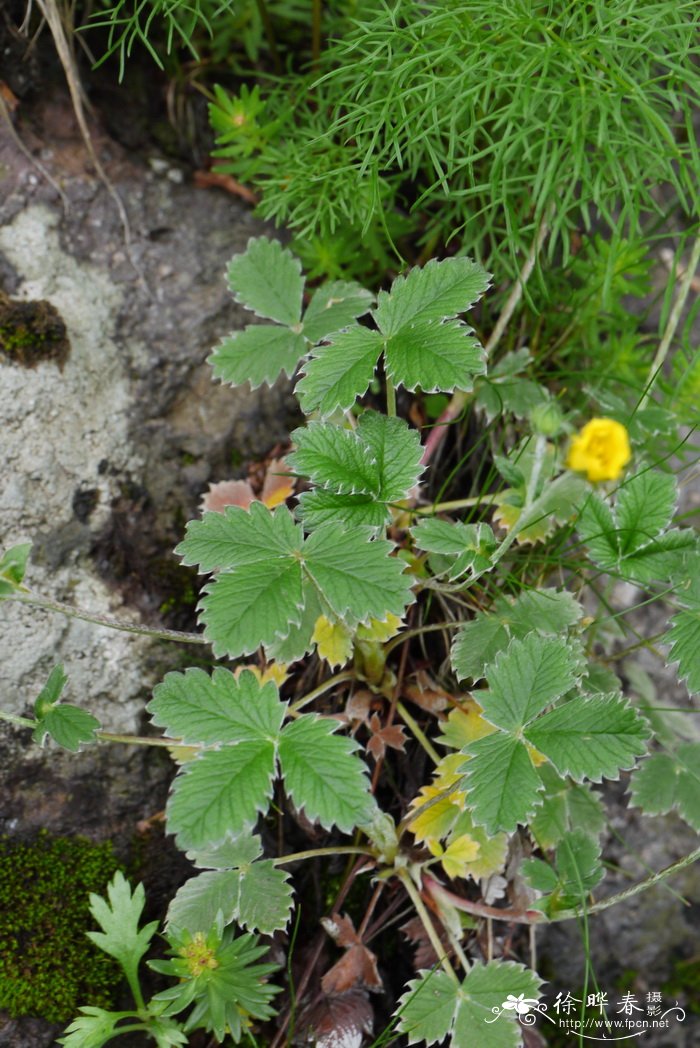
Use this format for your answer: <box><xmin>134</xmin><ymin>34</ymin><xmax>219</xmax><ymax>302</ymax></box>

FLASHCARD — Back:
<box><xmin>525</xmin><ymin>695</ymin><xmax>649</xmax><ymax>782</ymax></box>
<box><xmin>33</xmin><ymin>703</ymin><xmax>101</xmax><ymax>752</ymax></box>
<box><xmin>149</xmin><ymin>669</ymin><xmax>285</xmax><ymax>745</ymax></box>
<box><xmin>87</xmin><ymin>873</ymin><xmax>158</xmax><ymax>991</ymax></box>
<box><xmin>58</xmin><ymin>1008</ymin><xmax>144</xmax><ymax>1048</ymax></box>
<box><xmin>397</xmin><ymin>961</ymin><xmax>541</xmax><ymax>1048</ymax></box>
<box><xmin>227</xmin><ymin>237</ymin><xmax>303</xmax><ymax>326</ymax></box>
<box><xmin>167</xmin><ymin>862</ymin><xmax>292</xmax><ymax>936</ymax></box>
<box><xmin>279</xmin><ymin>714</ymin><xmax>372</xmax><ymax>832</ymax></box>
<box><xmin>177</xmin><ymin>501</ymin><xmax>301</xmax><ymax>573</ymax></box>
<box><xmin>629</xmin><ymin>744</ymin><xmax>700</xmax><ymax>831</ymax></box>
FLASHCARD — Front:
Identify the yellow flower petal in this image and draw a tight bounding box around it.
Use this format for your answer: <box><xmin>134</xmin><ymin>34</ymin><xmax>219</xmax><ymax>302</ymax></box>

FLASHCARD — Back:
<box><xmin>566</xmin><ymin>418</ymin><xmax>631</xmax><ymax>483</ymax></box>
<box><xmin>312</xmin><ymin>615</ymin><xmax>353</xmax><ymax>668</ymax></box>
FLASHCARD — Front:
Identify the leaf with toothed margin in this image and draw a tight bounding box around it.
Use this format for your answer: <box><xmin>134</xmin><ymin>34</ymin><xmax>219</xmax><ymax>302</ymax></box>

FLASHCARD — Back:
<box><xmin>209</xmin><ymin>326</ymin><xmax>307</xmax><ymax>388</ymax></box>
<box><xmin>301</xmin><ymin>280</ymin><xmax>374</xmax><ymax>343</ymax></box>
<box><xmin>226</xmin><ymin>237</ymin><xmax>304</xmax><ymax>325</ymax></box>
<box><xmin>296</xmin><ymin>326</ymin><xmax>384</xmax><ymax>416</ymax></box>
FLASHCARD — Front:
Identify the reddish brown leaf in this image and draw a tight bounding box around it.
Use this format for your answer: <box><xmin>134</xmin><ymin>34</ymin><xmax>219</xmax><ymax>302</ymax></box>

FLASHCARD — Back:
<box><xmin>193</xmin><ymin>168</ymin><xmax>258</xmax><ymax>204</ymax></box>
<box><xmin>365</xmin><ymin>713</ymin><xmax>407</xmax><ymax>760</ymax></box>
<box><xmin>321</xmin><ymin>914</ymin><xmax>382</xmax><ymax>994</ymax></box>
<box><xmin>344</xmin><ymin>690</ymin><xmax>372</xmax><ymax>724</ymax></box>
<box><xmin>200</xmin><ymin>479</ymin><xmax>254</xmax><ymax>513</ymax></box>
<box><xmin>297</xmin><ymin>989</ymin><xmax>373</xmax><ymax>1048</ymax></box>
<box><xmin>401</xmin><ymin>915</ymin><xmax>451</xmax><ymax>970</ymax></box>
<box><xmin>403</xmin><ymin>670</ymin><xmax>453</xmax><ymax>715</ymax></box>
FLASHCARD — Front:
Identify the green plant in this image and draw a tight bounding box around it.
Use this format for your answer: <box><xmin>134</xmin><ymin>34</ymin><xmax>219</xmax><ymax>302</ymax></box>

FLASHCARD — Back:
<box><xmin>0</xmin><ymin>832</ymin><xmax>121</xmax><ymax>1022</ymax></box>
<box><xmin>2</xmin><ymin>237</ymin><xmax>699</xmax><ymax>1046</ymax></box>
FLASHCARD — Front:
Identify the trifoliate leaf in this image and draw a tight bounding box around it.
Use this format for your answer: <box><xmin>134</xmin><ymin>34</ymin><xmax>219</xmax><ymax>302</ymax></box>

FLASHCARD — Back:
<box><xmin>296</xmin><ymin>326</ymin><xmax>384</xmax><ymax>416</ymax></box>
<box><xmin>33</xmin><ymin>703</ymin><xmax>101</xmax><ymax>752</ymax></box>
<box><xmin>227</xmin><ymin>237</ymin><xmax>303</xmax><ymax>325</ymax></box>
<box><xmin>312</xmin><ymin>615</ymin><xmax>354</xmax><ymax>668</ymax></box>
<box><xmin>463</xmin><ymin>733</ymin><xmax>544</xmax><ymax>834</ymax></box>
<box><xmin>525</xmin><ymin>831</ymin><xmax>604</xmax><ymax>914</ymax></box>
<box><xmin>385</xmin><ymin>317</ymin><xmax>485</xmax><ymax>393</ymax></box>
<box><xmin>58</xmin><ymin>1007</ymin><xmax>148</xmax><ymax>1048</ymax></box>
<box><xmin>278</xmin><ymin>715</ymin><xmax>372</xmax><ymax>832</ymax></box>
<box><xmin>413</xmin><ymin>519</ymin><xmax>496</xmax><ymax>580</ymax></box>
<box><xmin>629</xmin><ymin>744</ymin><xmax>700</xmax><ymax>831</ymax></box>
<box><xmin>302</xmin><ymin>280</ymin><xmax>374</xmax><ymax>343</ymax></box>
<box><xmin>167</xmin><ymin>742</ymin><xmax>278</xmax><ymax>849</ymax></box>
<box><xmin>525</xmin><ymin>695</ymin><xmax>650</xmax><ymax>782</ymax></box>
<box><xmin>179</xmin><ymin>503</ymin><xmax>413</xmax><ymax>658</ymax></box>
<box><xmin>530</xmin><ymin>766</ymin><xmax>605</xmax><ymax>849</ymax></box>
<box><xmin>149</xmin><ymin>668</ymin><xmax>285</xmax><ymax>745</ymax></box>
<box><xmin>167</xmin><ymin>861</ymin><xmax>292</xmax><ymax>936</ymax></box>
<box><xmin>397</xmin><ymin>961</ymin><xmax>541</xmax><ymax>1047</ymax></box>
<box><xmin>209</xmin><ymin>325</ymin><xmax>307</xmax><ymax>388</ymax></box>
<box><xmin>451</xmin><ymin>588</ymin><xmax>583</xmax><ymax>682</ymax></box>
<box><xmin>87</xmin><ymin>873</ymin><xmax>158</xmax><ymax>993</ymax></box>
<box><xmin>478</xmin><ymin>635</ymin><xmax>583</xmax><ymax>732</ymax></box>
<box><xmin>0</xmin><ymin>541</ymin><xmax>31</xmax><ymax>593</ymax></box>
<box><xmin>374</xmin><ymin>257</ymin><xmax>490</xmax><ymax>334</ymax></box>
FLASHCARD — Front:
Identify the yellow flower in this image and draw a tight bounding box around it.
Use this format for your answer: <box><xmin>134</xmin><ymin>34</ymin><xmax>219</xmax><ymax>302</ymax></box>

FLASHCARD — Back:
<box><xmin>566</xmin><ymin>418</ymin><xmax>631</xmax><ymax>482</ymax></box>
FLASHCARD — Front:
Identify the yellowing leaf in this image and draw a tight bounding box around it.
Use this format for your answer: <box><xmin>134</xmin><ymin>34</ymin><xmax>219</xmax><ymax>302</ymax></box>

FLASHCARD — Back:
<box><xmin>409</xmin><ymin>786</ymin><xmax>461</xmax><ymax>845</ymax></box>
<box><xmin>355</xmin><ymin>613</ymin><xmax>403</xmax><ymax>643</ymax></box>
<box><xmin>261</xmin><ymin>457</ymin><xmax>295</xmax><ymax>507</ymax></box>
<box><xmin>448</xmin><ymin>811</ymin><xmax>509</xmax><ymax>879</ymax></box>
<box><xmin>432</xmin><ymin>753</ymin><xmax>468</xmax><ymax>798</ymax></box>
<box><xmin>313</xmin><ymin>615</ymin><xmax>354</xmax><ymax>667</ymax></box>
<box><xmin>526</xmin><ymin>742</ymin><xmax>548</xmax><ymax>767</ymax></box>
<box><xmin>234</xmin><ymin>662</ymin><xmax>290</xmax><ymax>687</ymax></box>
<box><xmin>438</xmin><ymin>701</ymin><xmax>498</xmax><ymax>750</ymax></box>
<box><xmin>440</xmin><ymin>834</ymin><xmax>481</xmax><ymax>879</ymax></box>
<box><xmin>167</xmin><ymin>744</ymin><xmax>200</xmax><ymax>764</ymax></box>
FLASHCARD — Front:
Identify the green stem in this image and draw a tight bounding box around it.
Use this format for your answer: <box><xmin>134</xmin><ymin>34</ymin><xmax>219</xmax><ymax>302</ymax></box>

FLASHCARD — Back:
<box><xmin>425</xmin><ymin>844</ymin><xmax>700</xmax><ymax>924</ymax></box>
<box><xmin>0</xmin><ymin>710</ymin><xmax>35</xmax><ymax>728</ymax></box>
<box><xmin>413</xmin><ymin>496</ymin><xmax>483</xmax><ymax>514</ymax></box>
<box><xmin>396</xmin><ymin>700</ymin><xmax>440</xmax><ymax>764</ymax></box>
<box><xmin>273</xmin><ymin>845</ymin><xmax>374</xmax><ymax>866</ymax></box>
<box><xmin>398</xmin><ymin>869</ymin><xmax>458</xmax><ymax>981</ymax></box>
<box><xmin>639</xmin><ymin>232</ymin><xmax>700</xmax><ymax>410</ymax></box>
<box><xmin>3</xmin><ymin>591</ymin><xmax>206</xmax><ymax>646</ymax></box>
<box><xmin>385</xmin><ymin>373</ymin><xmax>397</xmax><ymax>417</ymax></box>
<box><xmin>289</xmin><ymin>670</ymin><xmax>355</xmax><ymax>713</ymax></box>
<box><xmin>96</xmin><ymin>732</ymin><xmax>186</xmax><ymax>748</ymax></box>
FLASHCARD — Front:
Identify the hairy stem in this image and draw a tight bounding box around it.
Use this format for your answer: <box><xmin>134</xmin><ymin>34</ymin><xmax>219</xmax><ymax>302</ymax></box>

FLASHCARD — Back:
<box><xmin>396</xmin><ymin>700</ymin><xmax>441</xmax><ymax>764</ymax></box>
<box><xmin>398</xmin><ymin>868</ymin><xmax>458</xmax><ymax>981</ymax></box>
<box><xmin>425</xmin><ymin>845</ymin><xmax>700</xmax><ymax>924</ymax></box>
<box><xmin>272</xmin><ymin>846</ymin><xmax>375</xmax><ymax>866</ymax></box>
<box><xmin>289</xmin><ymin>670</ymin><xmax>355</xmax><ymax>713</ymax></box>
<box><xmin>4</xmin><ymin>591</ymin><xmax>206</xmax><ymax>646</ymax></box>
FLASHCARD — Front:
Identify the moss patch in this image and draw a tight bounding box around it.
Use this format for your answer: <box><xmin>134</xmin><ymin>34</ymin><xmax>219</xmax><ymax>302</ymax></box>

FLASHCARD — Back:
<box><xmin>0</xmin><ymin>832</ymin><xmax>122</xmax><ymax>1022</ymax></box>
<box><xmin>0</xmin><ymin>290</ymin><xmax>70</xmax><ymax>368</ymax></box>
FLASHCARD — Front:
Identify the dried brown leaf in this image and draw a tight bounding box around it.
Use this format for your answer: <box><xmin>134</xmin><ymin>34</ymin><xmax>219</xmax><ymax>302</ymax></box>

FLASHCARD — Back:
<box><xmin>296</xmin><ymin>989</ymin><xmax>373</xmax><ymax>1048</ymax></box>
<box><xmin>366</xmin><ymin>713</ymin><xmax>407</xmax><ymax>760</ymax></box>
<box><xmin>261</xmin><ymin>456</ymin><xmax>295</xmax><ymax>507</ymax></box>
<box><xmin>201</xmin><ymin>479</ymin><xmax>254</xmax><ymax>513</ymax></box>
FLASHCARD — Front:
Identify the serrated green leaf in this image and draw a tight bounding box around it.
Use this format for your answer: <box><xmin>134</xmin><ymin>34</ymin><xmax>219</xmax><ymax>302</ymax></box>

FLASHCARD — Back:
<box><xmin>227</xmin><ymin>237</ymin><xmax>303</xmax><ymax>325</ymax></box>
<box><xmin>301</xmin><ymin>524</ymin><xmax>413</xmax><ymax>625</ymax></box>
<box><xmin>577</xmin><ymin>494</ymin><xmax>619</xmax><ymax>568</ymax></box>
<box><xmin>385</xmin><ymin>317</ymin><xmax>485</xmax><ymax>393</ymax></box>
<box><xmin>177</xmin><ymin>501</ymin><xmax>301</xmax><ymax>573</ymax></box>
<box><xmin>33</xmin><ymin>664</ymin><xmax>68</xmax><ymax>715</ymax></box>
<box><xmin>209</xmin><ymin>325</ymin><xmax>307</xmax><ymax>388</ymax></box>
<box><xmin>87</xmin><ymin>873</ymin><xmax>158</xmax><ymax>992</ymax></box>
<box><xmin>397</xmin><ymin>961</ymin><xmax>541</xmax><ymax>1048</ymax></box>
<box><xmin>297</xmin><ymin>489</ymin><xmax>389</xmax><ymax>530</ymax></box>
<box><xmin>58</xmin><ymin>1007</ymin><xmax>141</xmax><ymax>1048</ymax></box>
<box><xmin>266</xmin><ymin>584</ymin><xmax>321</xmax><ymax>663</ymax></box>
<box><xmin>451</xmin><ymin>588</ymin><xmax>582</xmax><ymax>682</ymax></box>
<box><xmin>200</xmin><ymin>558</ymin><xmax>304</xmax><ymax>658</ymax></box>
<box><xmin>619</xmin><ymin>528</ymin><xmax>698</xmax><ymax>584</ymax></box>
<box><xmin>525</xmin><ymin>695</ymin><xmax>649</xmax><ymax>782</ymax></box>
<box><xmin>531</xmin><ymin>766</ymin><xmax>606</xmax><ymax>849</ymax></box>
<box><xmin>302</xmin><ymin>280</ymin><xmax>373</xmax><ymax>342</ymax></box>
<box><xmin>289</xmin><ymin>421</ymin><xmax>380</xmax><ymax>496</ymax></box>
<box><xmin>666</xmin><ymin>607</ymin><xmax>699</xmax><ymax>695</ymax></box>
<box><xmin>463</xmin><ymin>733</ymin><xmax>544</xmax><ymax>834</ymax></box>
<box><xmin>33</xmin><ymin>703</ymin><xmax>101</xmax><ymax>752</ymax></box>
<box><xmin>0</xmin><ymin>541</ymin><xmax>31</xmax><ymax>590</ymax></box>
<box><xmin>167</xmin><ymin>862</ymin><xmax>292</xmax><ymax>936</ymax></box>
<box><xmin>479</xmin><ymin>635</ymin><xmax>583</xmax><ymax>732</ymax></box>
<box><xmin>556</xmin><ymin>830</ymin><xmax>604</xmax><ymax>899</ymax></box>
<box><xmin>629</xmin><ymin>744</ymin><xmax>700</xmax><ymax>831</ymax></box>
<box><xmin>358</xmin><ymin>410</ymin><xmax>423</xmax><ymax>502</ymax></box>
<box><xmin>615</xmin><ymin>471</ymin><xmax>676</xmax><ymax>555</ymax></box>
<box><xmin>187</xmin><ymin>834</ymin><xmax>262</xmax><ymax>870</ymax></box>
<box><xmin>374</xmin><ymin>257</ymin><xmax>490</xmax><ymax>335</ymax></box>
<box><xmin>167</xmin><ymin>742</ymin><xmax>277</xmax><ymax>849</ymax></box>
<box><xmin>475</xmin><ymin>375</ymin><xmax>548</xmax><ymax>420</ymax></box>
<box><xmin>413</xmin><ymin>519</ymin><xmax>496</xmax><ymax>580</ymax></box>
<box><xmin>278</xmin><ymin>714</ymin><xmax>372</xmax><ymax>832</ymax></box>
<box><xmin>149</xmin><ymin>669</ymin><xmax>285</xmax><ymax>745</ymax></box>
<box><xmin>296</xmin><ymin>326</ymin><xmax>383</xmax><ymax>416</ymax></box>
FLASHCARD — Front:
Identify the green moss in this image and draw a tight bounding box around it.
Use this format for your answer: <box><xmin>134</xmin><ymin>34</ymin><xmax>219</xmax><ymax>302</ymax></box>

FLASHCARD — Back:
<box><xmin>0</xmin><ymin>292</ymin><xmax>70</xmax><ymax>369</ymax></box>
<box><xmin>662</xmin><ymin>957</ymin><xmax>700</xmax><ymax>1015</ymax></box>
<box><xmin>0</xmin><ymin>831</ymin><xmax>123</xmax><ymax>1022</ymax></box>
